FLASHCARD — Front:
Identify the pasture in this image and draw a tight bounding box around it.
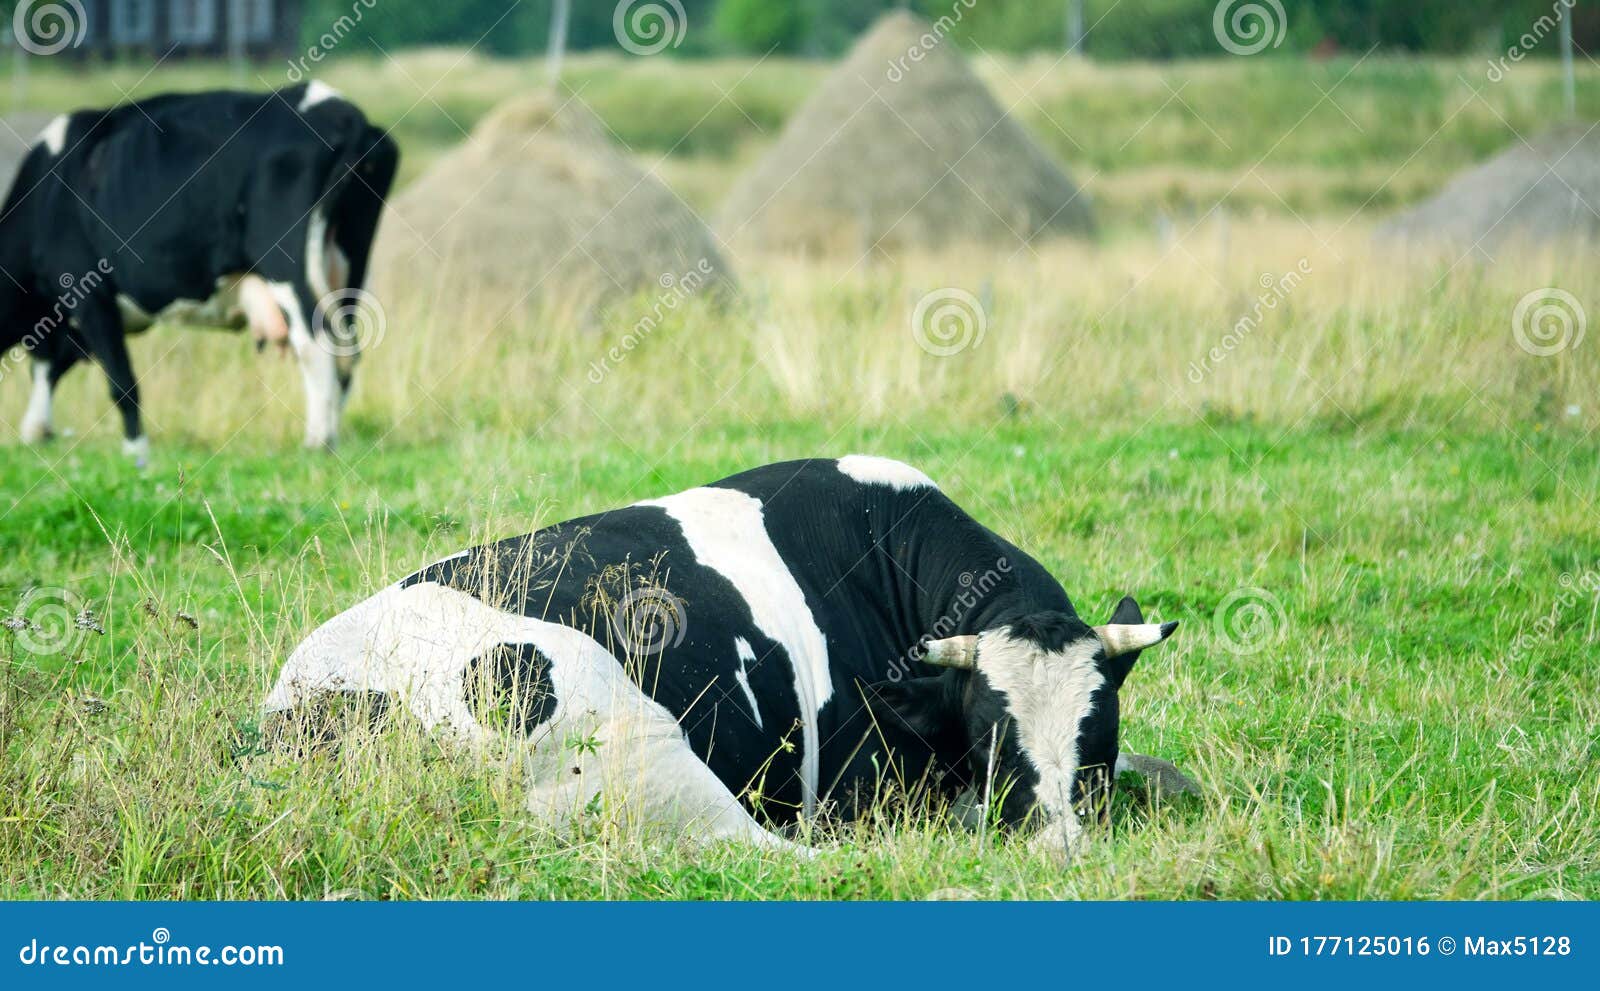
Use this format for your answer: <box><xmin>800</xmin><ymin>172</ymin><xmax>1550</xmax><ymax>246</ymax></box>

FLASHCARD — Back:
<box><xmin>1</xmin><ymin>52</ymin><xmax>1597</xmax><ymax>899</ymax></box>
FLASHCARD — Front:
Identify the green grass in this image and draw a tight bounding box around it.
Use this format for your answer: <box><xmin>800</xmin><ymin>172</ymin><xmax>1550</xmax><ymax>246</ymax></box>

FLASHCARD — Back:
<box><xmin>2</xmin><ymin>51</ymin><xmax>1598</xmax><ymax>899</ymax></box>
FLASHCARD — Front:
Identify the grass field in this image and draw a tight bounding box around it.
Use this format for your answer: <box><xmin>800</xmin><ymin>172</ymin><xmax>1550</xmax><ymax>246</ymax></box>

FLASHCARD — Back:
<box><xmin>1</xmin><ymin>52</ymin><xmax>1598</xmax><ymax>899</ymax></box>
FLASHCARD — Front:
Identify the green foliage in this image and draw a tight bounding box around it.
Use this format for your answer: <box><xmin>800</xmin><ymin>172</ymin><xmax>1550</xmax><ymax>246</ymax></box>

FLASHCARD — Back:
<box><xmin>712</xmin><ymin>0</ymin><xmax>809</xmax><ymax>54</ymax></box>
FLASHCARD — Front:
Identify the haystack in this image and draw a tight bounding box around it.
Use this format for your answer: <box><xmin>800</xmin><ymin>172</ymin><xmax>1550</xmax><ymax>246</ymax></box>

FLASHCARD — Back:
<box><xmin>718</xmin><ymin>11</ymin><xmax>1093</xmax><ymax>254</ymax></box>
<box><xmin>373</xmin><ymin>93</ymin><xmax>732</xmax><ymax>309</ymax></box>
<box><xmin>1379</xmin><ymin>124</ymin><xmax>1600</xmax><ymax>250</ymax></box>
<box><xmin>1</xmin><ymin>113</ymin><xmax>57</xmax><ymax>194</ymax></box>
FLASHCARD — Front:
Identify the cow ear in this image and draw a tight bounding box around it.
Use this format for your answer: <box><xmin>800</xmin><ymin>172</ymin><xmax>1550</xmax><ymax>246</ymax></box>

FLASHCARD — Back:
<box><xmin>869</xmin><ymin>676</ymin><xmax>954</xmax><ymax>739</ymax></box>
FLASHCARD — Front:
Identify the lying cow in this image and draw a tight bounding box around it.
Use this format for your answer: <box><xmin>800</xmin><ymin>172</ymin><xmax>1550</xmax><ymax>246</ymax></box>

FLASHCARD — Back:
<box><xmin>265</xmin><ymin>456</ymin><xmax>1183</xmax><ymax>853</ymax></box>
<box><xmin>0</xmin><ymin>82</ymin><xmax>398</xmax><ymax>461</ymax></box>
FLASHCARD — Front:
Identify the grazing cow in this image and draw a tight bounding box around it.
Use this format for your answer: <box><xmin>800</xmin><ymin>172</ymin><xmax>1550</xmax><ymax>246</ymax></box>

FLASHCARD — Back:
<box><xmin>265</xmin><ymin>456</ymin><xmax>1182</xmax><ymax>853</ymax></box>
<box><xmin>0</xmin><ymin>82</ymin><xmax>398</xmax><ymax>461</ymax></box>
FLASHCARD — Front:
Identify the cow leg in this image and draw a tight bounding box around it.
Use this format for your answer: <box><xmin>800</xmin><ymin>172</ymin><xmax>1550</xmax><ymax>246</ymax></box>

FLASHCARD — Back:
<box><xmin>18</xmin><ymin>359</ymin><xmax>56</xmax><ymax>443</ymax></box>
<box><xmin>265</xmin><ymin>280</ymin><xmax>341</xmax><ymax>450</ymax></box>
<box><xmin>74</xmin><ymin>295</ymin><xmax>147</xmax><ymax>465</ymax></box>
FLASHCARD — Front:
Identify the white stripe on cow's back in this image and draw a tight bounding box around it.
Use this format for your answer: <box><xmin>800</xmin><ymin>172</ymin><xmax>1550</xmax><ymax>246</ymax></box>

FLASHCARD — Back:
<box><xmin>39</xmin><ymin>115</ymin><xmax>68</xmax><ymax>156</ymax></box>
<box><xmin>836</xmin><ymin>455</ymin><xmax>936</xmax><ymax>491</ymax></box>
<box><xmin>638</xmin><ymin>486</ymin><xmax>833</xmax><ymax>819</ymax></box>
<box><xmin>732</xmin><ymin>637</ymin><xmax>764</xmax><ymax>730</ymax></box>
<box><xmin>299</xmin><ymin>80</ymin><xmax>343</xmax><ymax>111</ymax></box>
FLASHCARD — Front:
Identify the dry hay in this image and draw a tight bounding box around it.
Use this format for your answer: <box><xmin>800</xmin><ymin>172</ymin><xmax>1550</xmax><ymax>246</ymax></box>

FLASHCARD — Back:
<box><xmin>1378</xmin><ymin>123</ymin><xmax>1600</xmax><ymax>252</ymax></box>
<box><xmin>718</xmin><ymin>11</ymin><xmax>1093</xmax><ymax>255</ymax></box>
<box><xmin>373</xmin><ymin>92</ymin><xmax>733</xmax><ymax>313</ymax></box>
<box><xmin>0</xmin><ymin>113</ymin><xmax>58</xmax><ymax>196</ymax></box>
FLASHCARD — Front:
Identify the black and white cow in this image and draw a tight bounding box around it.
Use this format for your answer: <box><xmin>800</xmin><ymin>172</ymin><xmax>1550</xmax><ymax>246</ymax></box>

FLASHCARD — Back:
<box><xmin>0</xmin><ymin>82</ymin><xmax>398</xmax><ymax>461</ymax></box>
<box><xmin>265</xmin><ymin>456</ymin><xmax>1182</xmax><ymax>853</ymax></box>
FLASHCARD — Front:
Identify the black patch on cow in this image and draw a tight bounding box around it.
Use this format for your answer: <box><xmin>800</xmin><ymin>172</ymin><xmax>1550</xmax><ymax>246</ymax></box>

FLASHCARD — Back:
<box><xmin>1005</xmin><ymin>611</ymin><xmax>1094</xmax><ymax>653</ymax></box>
<box><xmin>463</xmin><ymin>642</ymin><xmax>558</xmax><ymax>736</ymax></box>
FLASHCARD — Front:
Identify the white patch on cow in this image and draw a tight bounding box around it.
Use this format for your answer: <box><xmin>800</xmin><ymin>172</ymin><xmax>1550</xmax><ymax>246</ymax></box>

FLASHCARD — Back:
<box><xmin>266</xmin><ymin>581</ymin><xmax>798</xmax><ymax>848</ymax></box>
<box><xmin>731</xmin><ymin>636</ymin><xmax>763</xmax><ymax>730</ymax></box>
<box><xmin>836</xmin><ymin>455</ymin><xmax>936</xmax><ymax>491</ymax></box>
<box><xmin>19</xmin><ymin>363</ymin><xmax>53</xmax><ymax>443</ymax></box>
<box><xmin>306</xmin><ymin>209</ymin><xmax>331</xmax><ymax>299</ymax></box>
<box><xmin>973</xmin><ymin>630</ymin><xmax>1106</xmax><ymax>854</ymax></box>
<box><xmin>266</xmin><ymin>280</ymin><xmax>340</xmax><ymax>448</ymax></box>
<box><xmin>299</xmin><ymin>80</ymin><xmax>343</xmax><ymax>112</ymax></box>
<box><xmin>638</xmin><ymin>486</ymin><xmax>833</xmax><ymax>819</ymax></box>
<box><xmin>38</xmin><ymin>115</ymin><xmax>68</xmax><ymax>155</ymax></box>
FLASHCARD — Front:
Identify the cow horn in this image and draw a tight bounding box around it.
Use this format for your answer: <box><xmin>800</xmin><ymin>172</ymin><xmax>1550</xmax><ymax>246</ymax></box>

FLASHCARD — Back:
<box><xmin>1093</xmin><ymin>621</ymin><xmax>1178</xmax><ymax>659</ymax></box>
<box><xmin>921</xmin><ymin>635</ymin><xmax>978</xmax><ymax>670</ymax></box>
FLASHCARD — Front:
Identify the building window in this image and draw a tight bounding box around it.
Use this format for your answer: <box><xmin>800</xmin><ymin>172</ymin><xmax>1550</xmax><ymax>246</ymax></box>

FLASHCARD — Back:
<box><xmin>168</xmin><ymin>0</ymin><xmax>218</xmax><ymax>45</ymax></box>
<box><xmin>241</xmin><ymin>0</ymin><xmax>276</xmax><ymax>43</ymax></box>
<box><xmin>113</xmin><ymin>0</ymin><xmax>157</xmax><ymax>43</ymax></box>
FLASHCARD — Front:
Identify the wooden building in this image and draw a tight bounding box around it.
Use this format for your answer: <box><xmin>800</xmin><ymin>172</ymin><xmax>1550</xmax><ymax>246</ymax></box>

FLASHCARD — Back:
<box><xmin>66</xmin><ymin>1</ymin><xmax>303</xmax><ymax>59</ymax></box>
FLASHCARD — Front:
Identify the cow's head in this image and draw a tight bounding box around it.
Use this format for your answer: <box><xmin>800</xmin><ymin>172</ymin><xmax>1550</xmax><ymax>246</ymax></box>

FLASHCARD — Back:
<box><xmin>882</xmin><ymin>597</ymin><xmax>1176</xmax><ymax>854</ymax></box>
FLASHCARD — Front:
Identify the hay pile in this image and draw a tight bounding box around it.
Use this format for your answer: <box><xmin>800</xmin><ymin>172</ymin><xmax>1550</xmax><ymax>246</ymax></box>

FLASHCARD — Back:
<box><xmin>718</xmin><ymin>11</ymin><xmax>1093</xmax><ymax>254</ymax></box>
<box><xmin>0</xmin><ymin>113</ymin><xmax>57</xmax><ymax>194</ymax></box>
<box><xmin>373</xmin><ymin>93</ymin><xmax>733</xmax><ymax>309</ymax></box>
<box><xmin>1379</xmin><ymin>124</ymin><xmax>1600</xmax><ymax>250</ymax></box>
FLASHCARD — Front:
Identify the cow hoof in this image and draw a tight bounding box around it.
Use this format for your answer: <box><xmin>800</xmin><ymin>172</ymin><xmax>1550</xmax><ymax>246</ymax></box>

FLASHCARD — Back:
<box><xmin>122</xmin><ymin>435</ymin><xmax>151</xmax><ymax>468</ymax></box>
<box><xmin>19</xmin><ymin>422</ymin><xmax>54</xmax><ymax>444</ymax></box>
<box><xmin>303</xmin><ymin>436</ymin><xmax>337</xmax><ymax>453</ymax></box>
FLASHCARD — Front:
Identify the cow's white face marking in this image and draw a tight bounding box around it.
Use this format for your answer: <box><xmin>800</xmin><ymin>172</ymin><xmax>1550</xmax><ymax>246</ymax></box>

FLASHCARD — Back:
<box><xmin>973</xmin><ymin>630</ymin><xmax>1106</xmax><ymax>853</ymax></box>
<box><xmin>836</xmin><ymin>455</ymin><xmax>936</xmax><ymax>491</ymax></box>
<box><xmin>299</xmin><ymin>80</ymin><xmax>343</xmax><ymax>112</ymax></box>
<box><xmin>265</xmin><ymin>280</ymin><xmax>340</xmax><ymax>448</ymax></box>
<box><xmin>732</xmin><ymin>636</ymin><xmax>764</xmax><ymax>730</ymax></box>
<box><xmin>38</xmin><ymin>115</ymin><xmax>68</xmax><ymax>155</ymax></box>
<box><xmin>19</xmin><ymin>363</ymin><xmax>53</xmax><ymax>443</ymax></box>
<box><xmin>638</xmin><ymin>486</ymin><xmax>834</xmax><ymax>818</ymax></box>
